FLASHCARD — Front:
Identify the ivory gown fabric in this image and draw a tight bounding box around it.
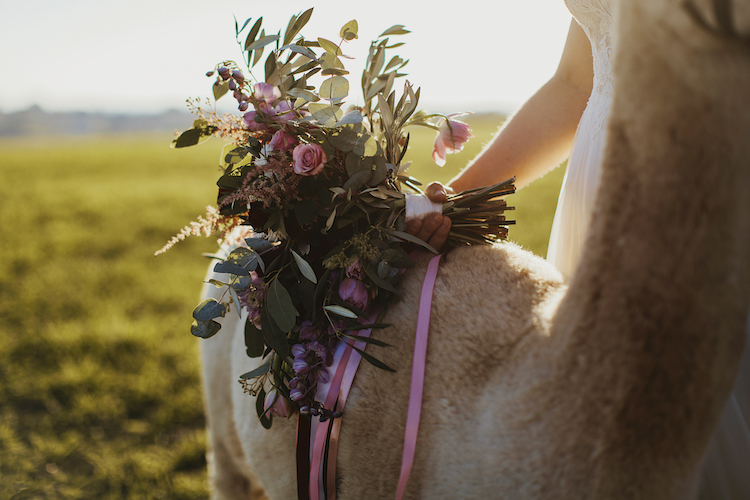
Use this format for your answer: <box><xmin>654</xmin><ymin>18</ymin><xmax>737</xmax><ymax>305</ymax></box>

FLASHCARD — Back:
<box><xmin>554</xmin><ymin>0</ymin><xmax>750</xmax><ymax>497</ymax></box>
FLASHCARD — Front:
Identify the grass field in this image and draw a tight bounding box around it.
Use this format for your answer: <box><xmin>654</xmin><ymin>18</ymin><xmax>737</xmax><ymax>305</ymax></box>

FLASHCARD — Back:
<box><xmin>0</xmin><ymin>116</ymin><xmax>565</xmax><ymax>498</ymax></box>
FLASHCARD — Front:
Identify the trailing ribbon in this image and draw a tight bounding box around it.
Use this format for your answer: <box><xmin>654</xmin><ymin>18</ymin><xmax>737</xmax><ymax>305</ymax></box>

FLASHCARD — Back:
<box><xmin>304</xmin><ymin>253</ymin><xmax>442</xmax><ymax>500</ymax></box>
<box><xmin>309</xmin><ymin>317</ymin><xmax>376</xmax><ymax>500</ymax></box>
<box><xmin>395</xmin><ymin>252</ymin><xmax>442</xmax><ymax>499</ymax></box>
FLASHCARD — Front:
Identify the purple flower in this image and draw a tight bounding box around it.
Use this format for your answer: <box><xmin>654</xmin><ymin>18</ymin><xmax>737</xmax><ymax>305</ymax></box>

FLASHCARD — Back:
<box><xmin>432</xmin><ymin>114</ymin><xmax>473</xmax><ymax>167</ymax></box>
<box><xmin>270</xmin><ymin>100</ymin><xmax>294</xmax><ymax>124</ymax></box>
<box><xmin>339</xmin><ymin>278</ymin><xmax>369</xmax><ymax>311</ymax></box>
<box><xmin>254</xmin><ymin>83</ymin><xmax>279</xmax><ymax>104</ymax></box>
<box><xmin>243</xmin><ymin>110</ymin><xmax>268</xmax><ymax>131</ymax></box>
<box><xmin>299</xmin><ymin>321</ymin><xmax>322</xmax><ymax>341</ymax></box>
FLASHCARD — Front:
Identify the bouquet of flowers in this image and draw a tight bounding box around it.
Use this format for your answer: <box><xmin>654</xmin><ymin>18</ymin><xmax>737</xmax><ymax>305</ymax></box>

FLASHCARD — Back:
<box><xmin>159</xmin><ymin>8</ymin><xmax>515</xmax><ymax>427</ymax></box>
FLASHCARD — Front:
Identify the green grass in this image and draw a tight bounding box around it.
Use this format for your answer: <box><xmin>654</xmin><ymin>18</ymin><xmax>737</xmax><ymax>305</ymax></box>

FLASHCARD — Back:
<box><xmin>0</xmin><ymin>120</ymin><xmax>564</xmax><ymax>498</ymax></box>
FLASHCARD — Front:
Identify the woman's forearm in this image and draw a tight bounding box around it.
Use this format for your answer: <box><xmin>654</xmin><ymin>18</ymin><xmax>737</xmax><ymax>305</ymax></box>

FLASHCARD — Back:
<box><xmin>450</xmin><ymin>76</ymin><xmax>591</xmax><ymax>191</ymax></box>
<box><xmin>449</xmin><ymin>19</ymin><xmax>594</xmax><ymax>191</ymax></box>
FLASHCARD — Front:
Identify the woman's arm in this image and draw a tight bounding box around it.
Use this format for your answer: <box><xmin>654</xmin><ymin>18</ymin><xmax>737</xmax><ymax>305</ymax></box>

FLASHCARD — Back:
<box><xmin>450</xmin><ymin>19</ymin><xmax>594</xmax><ymax>192</ymax></box>
<box><xmin>408</xmin><ymin>19</ymin><xmax>594</xmax><ymax>250</ymax></box>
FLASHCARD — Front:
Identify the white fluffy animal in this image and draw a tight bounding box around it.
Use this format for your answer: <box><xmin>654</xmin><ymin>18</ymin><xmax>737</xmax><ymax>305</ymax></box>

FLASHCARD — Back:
<box><xmin>200</xmin><ymin>0</ymin><xmax>750</xmax><ymax>498</ymax></box>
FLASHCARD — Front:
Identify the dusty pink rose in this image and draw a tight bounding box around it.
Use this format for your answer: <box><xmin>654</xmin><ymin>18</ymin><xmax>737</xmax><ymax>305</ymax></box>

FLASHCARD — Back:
<box><xmin>432</xmin><ymin>114</ymin><xmax>473</xmax><ymax>166</ymax></box>
<box><xmin>292</xmin><ymin>143</ymin><xmax>327</xmax><ymax>176</ymax></box>
<box><xmin>263</xmin><ymin>388</ymin><xmax>292</xmax><ymax>418</ymax></box>
<box><xmin>269</xmin><ymin>129</ymin><xmax>298</xmax><ymax>151</ymax></box>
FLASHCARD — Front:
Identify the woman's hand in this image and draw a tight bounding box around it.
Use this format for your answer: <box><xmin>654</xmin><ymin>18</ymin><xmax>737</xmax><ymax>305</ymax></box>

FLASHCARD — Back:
<box><xmin>404</xmin><ymin>182</ymin><xmax>454</xmax><ymax>251</ymax></box>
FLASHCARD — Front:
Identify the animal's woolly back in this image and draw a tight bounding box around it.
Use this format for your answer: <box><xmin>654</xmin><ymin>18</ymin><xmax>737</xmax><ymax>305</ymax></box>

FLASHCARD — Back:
<box><xmin>200</xmin><ymin>0</ymin><xmax>750</xmax><ymax>498</ymax></box>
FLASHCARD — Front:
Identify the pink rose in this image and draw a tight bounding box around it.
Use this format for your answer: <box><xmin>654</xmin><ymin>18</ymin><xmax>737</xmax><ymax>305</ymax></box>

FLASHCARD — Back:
<box><xmin>292</xmin><ymin>144</ymin><xmax>327</xmax><ymax>176</ymax></box>
<box><xmin>432</xmin><ymin>114</ymin><xmax>473</xmax><ymax>166</ymax></box>
<box><xmin>270</xmin><ymin>129</ymin><xmax>298</xmax><ymax>151</ymax></box>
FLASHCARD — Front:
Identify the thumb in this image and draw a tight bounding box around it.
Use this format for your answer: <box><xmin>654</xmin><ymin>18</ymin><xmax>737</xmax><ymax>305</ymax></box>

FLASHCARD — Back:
<box><xmin>425</xmin><ymin>182</ymin><xmax>449</xmax><ymax>203</ymax></box>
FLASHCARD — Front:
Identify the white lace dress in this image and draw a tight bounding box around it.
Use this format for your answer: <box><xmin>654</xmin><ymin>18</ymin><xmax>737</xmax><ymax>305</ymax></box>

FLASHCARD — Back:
<box><xmin>552</xmin><ymin>1</ymin><xmax>750</xmax><ymax>497</ymax></box>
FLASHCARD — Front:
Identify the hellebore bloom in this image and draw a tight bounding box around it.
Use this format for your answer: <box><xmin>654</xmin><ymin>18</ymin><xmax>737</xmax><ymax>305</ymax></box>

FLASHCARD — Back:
<box><xmin>339</xmin><ymin>277</ymin><xmax>369</xmax><ymax>311</ymax></box>
<box><xmin>264</xmin><ymin>388</ymin><xmax>292</xmax><ymax>418</ymax></box>
<box><xmin>292</xmin><ymin>143</ymin><xmax>327</xmax><ymax>176</ymax></box>
<box><xmin>269</xmin><ymin>129</ymin><xmax>298</xmax><ymax>151</ymax></box>
<box><xmin>432</xmin><ymin>114</ymin><xmax>473</xmax><ymax>166</ymax></box>
<box><xmin>345</xmin><ymin>257</ymin><xmax>366</xmax><ymax>280</ymax></box>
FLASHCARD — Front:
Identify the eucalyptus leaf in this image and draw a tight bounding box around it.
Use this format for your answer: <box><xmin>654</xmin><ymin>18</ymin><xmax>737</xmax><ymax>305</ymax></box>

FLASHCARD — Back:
<box><xmin>286</xmin><ymin>88</ymin><xmax>319</xmax><ymax>103</ymax></box>
<box><xmin>193</xmin><ymin>298</ymin><xmax>226</xmax><ymax>321</ymax></box>
<box><xmin>244</xmin><ymin>238</ymin><xmax>275</xmax><ymax>254</ymax></box>
<box><xmin>334</xmin><ymin>110</ymin><xmax>363</xmax><ymax>126</ymax></box>
<box><xmin>319</xmin><ymin>76</ymin><xmax>349</xmax><ymax>101</ymax></box>
<box><xmin>171</xmin><ymin>127</ymin><xmax>213</xmax><ymax>149</ymax></box>
<box><xmin>291</xmin><ymin>250</ymin><xmax>317</xmax><ymax>284</ymax></box>
<box><xmin>244</xmin><ymin>320</ymin><xmax>266</xmax><ymax>358</ymax></box>
<box><xmin>325</xmin><ymin>207</ymin><xmax>337</xmax><ymax>231</ymax></box>
<box><xmin>324</xmin><ymin>305</ymin><xmax>358</xmax><ymax>319</ymax></box>
<box><xmin>343</xmin><ymin>169</ymin><xmax>371</xmax><ymax>191</ymax></box>
<box><xmin>339</xmin><ymin>20</ymin><xmax>358</xmax><ymax>40</ymax></box>
<box><xmin>365</xmin><ymin>264</ymin><xmax>399</xmax><ymax>294</ymax></box>
<box><xmin>239</xmin><ymin>361</ymin><xmax>270</xmax><ymax>379</ymax></box>
<box><xmin>317</xmin><ymin>37</ymin><xmax>341</xmax><ymax>56</ymax></box>
<box><xmin>308</xmin><ymin>102</ymin><xmax>342</xmax><ymax>126</ymax></box>
<box><xmin>267</xmin><ymin>279</ymin><xmax>297</xmax><ymax>333</ymax></box>
<box><xmin>191</xmin><ymin>319</ymin><xmax>221</xmax><ymax>339</ymax></box>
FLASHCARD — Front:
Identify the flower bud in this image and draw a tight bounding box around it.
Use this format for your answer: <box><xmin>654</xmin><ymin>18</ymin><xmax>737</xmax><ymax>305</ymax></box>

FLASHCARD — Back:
<box><xmin>206</xmin><ymin>70</ymin><xmax>215</xmax><ymax>77</ymax></box>
<box><xmin>232</xmin><ymin>69</ymin><xmax>245</xmax><ymax>82</ymax></box>
<box><xmin>218</xmin><ymin>66</ymin><xmax>230</xmax><ymax>79</ymax></box>
<box><xmin>238</xmin><ymin>102</ymin><xmax>248</xmax><ymax>112</ymax></box>
<box><xmin>264</xmin><ymin>388</ymin><xmax>292</xmax><ymax>418</ymax></box>
<box><xmin>228</xmin><ymin>79</ymin><xmax>236</xmax><ymax>91</ymax></box>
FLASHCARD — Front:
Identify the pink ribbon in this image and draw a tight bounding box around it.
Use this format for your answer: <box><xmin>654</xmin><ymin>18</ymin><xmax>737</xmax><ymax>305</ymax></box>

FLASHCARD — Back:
<box><xmin>307</xmin><ymin>252</ymin><xmax>442</xmax><ymax>500</ymax></box>
<box><xmin>310</xmin><ymin>318</ymin><xmax>375</xmax><ymax>500</ymax></box>
<box><xmin>395</xmin><ymin>253</ymin><xmax>442</xmax><ymax>499</ymax></box>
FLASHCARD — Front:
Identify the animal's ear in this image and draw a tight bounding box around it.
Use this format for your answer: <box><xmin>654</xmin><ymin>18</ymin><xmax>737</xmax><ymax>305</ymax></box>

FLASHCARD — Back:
<box><xmin>681</xmin><ymin>0</ymin><xmax>750</xmax><ymax>38</ymax></box>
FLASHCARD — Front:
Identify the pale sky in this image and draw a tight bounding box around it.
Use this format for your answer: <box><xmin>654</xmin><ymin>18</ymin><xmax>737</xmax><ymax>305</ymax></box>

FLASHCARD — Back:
<box><xmin>0</xmin><ymin>0</ymin><xmax>573</xmax><ymax>115</ymax></box>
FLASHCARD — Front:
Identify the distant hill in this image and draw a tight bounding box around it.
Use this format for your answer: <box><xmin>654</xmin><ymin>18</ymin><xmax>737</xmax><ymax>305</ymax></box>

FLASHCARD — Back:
<box><xmin>0</xmin><ymin>106</ymin><xmax>194</xmax><ymax>137</ymax></box>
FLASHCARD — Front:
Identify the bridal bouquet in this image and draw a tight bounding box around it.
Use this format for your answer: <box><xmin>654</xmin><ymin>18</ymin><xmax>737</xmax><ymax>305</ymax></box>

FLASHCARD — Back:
<box><xmin>159</xmin><ymin>9</ymin><xmax>515</xmax><ymax>427</ymax></box>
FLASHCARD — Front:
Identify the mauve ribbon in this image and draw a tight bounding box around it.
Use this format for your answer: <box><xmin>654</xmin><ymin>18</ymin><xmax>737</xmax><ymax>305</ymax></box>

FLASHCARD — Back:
<box><xmin>395</xmin><ymin>253</ymin><xmax>442</xmax><ymax>499</ymax></box>
<box><xmin>309</xmin><ymin>318</ymin><xmax>376</xmax><ymax>500</ymax></box>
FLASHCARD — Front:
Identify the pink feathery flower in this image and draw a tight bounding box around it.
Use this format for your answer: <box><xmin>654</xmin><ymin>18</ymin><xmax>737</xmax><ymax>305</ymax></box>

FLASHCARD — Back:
<box><xmin>432</xmin><ymin>114</ymin><xmax>473</xmax><ymax>167</ymax></box>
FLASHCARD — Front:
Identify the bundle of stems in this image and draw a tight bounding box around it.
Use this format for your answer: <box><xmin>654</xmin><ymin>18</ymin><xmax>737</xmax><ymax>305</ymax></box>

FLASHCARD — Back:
<box><xmin>442</xmin><ymin>177</ymin><xmax>516</xmax><ymax>247</ymax></box>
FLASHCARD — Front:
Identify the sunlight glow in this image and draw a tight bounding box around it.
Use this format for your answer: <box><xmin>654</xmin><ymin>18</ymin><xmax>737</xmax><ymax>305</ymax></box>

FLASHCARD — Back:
<box><xmin>0</xmin><ymin>0</ymin><xmax>572</xmax><ymax>114</ymax></box>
